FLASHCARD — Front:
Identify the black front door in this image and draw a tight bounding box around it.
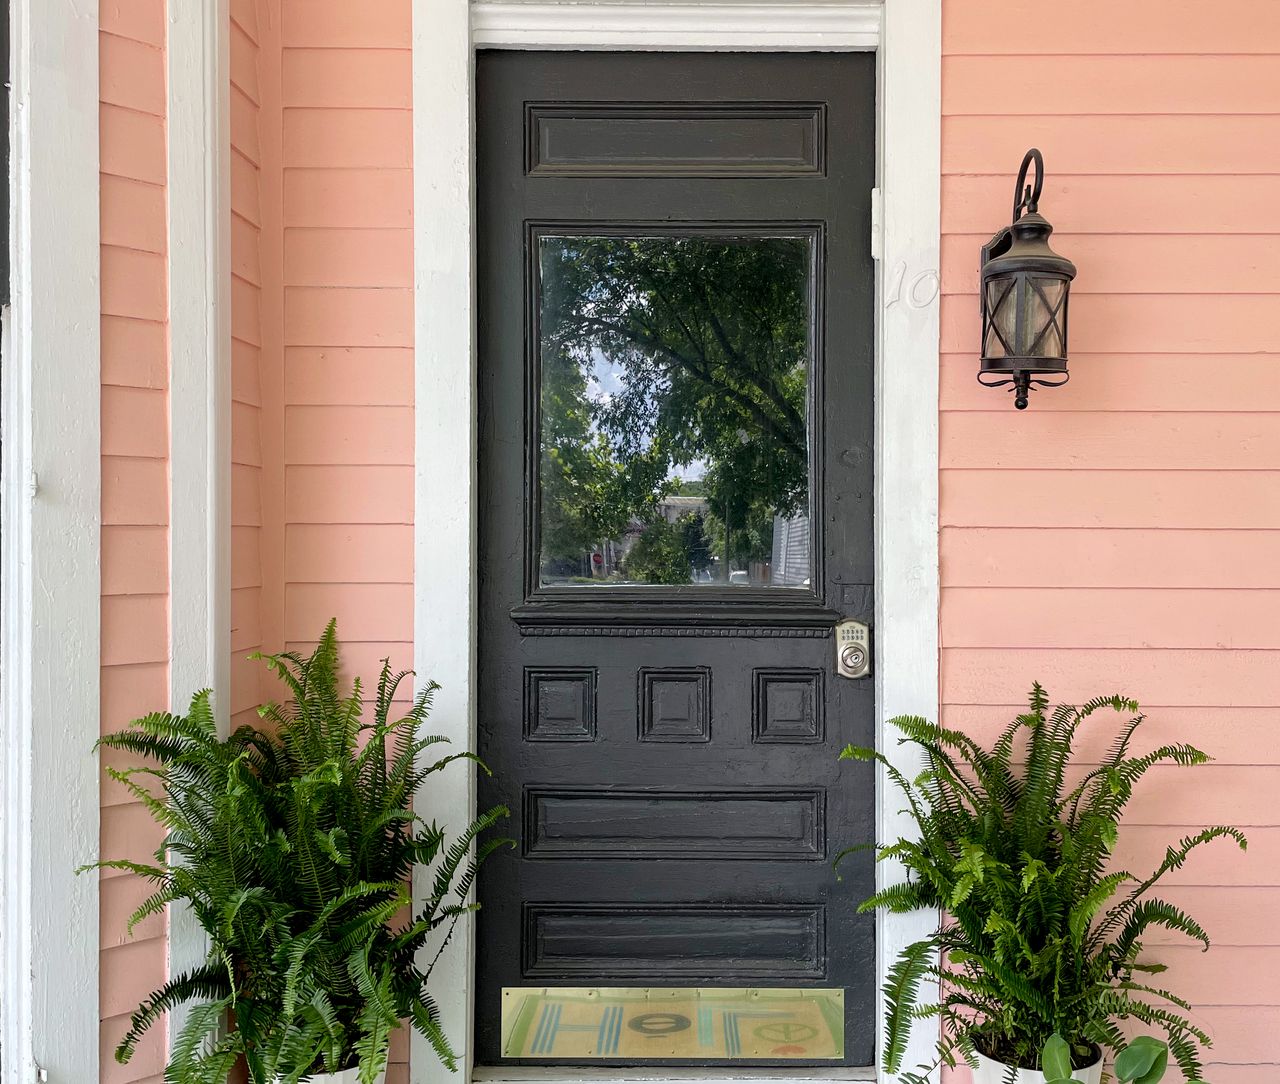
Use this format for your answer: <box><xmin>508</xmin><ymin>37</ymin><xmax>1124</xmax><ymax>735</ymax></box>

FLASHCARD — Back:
<box><xmin>476</xmin><ymin>51</ymin><xmax>876</xmax><ymax>1068</ymax></box>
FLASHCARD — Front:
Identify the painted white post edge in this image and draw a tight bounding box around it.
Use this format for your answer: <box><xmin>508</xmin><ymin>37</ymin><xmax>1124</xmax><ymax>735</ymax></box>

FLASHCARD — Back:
<box><xmin>1</xmin><ymin>0</ymin><xmax>102</xmax><ymax>1080</ymax></box>
<box><xmin>412</xmin><ymin>2</ymin><xmax>944</xmax><ymax>1081</ymax></box>
<box><xmin>874</xmin><ymin>2</ymin><xmax>943</xmax><ymax>1081</ymax></box>
<box><xmin>413</xmin><ymin>0</ymin><xmax>480</xmax><ymax>1079</ymax></box>
<box><xmin>166</xmin><ymin>0</ymin><xmax>233</xmax><ymax>1046</ymax></box>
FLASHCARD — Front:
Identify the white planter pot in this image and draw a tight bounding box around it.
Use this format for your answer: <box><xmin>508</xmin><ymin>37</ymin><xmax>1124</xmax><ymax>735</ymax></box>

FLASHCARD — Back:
<box><xmin>277</xmin><ymin>1071</ymin><xmax>387</xmax><ymax>1084</ymax></box>
<box><xmin>973</xmin><ymin>1049</ymin><xmax>1103</xmax><ymax>1084</ymax></box>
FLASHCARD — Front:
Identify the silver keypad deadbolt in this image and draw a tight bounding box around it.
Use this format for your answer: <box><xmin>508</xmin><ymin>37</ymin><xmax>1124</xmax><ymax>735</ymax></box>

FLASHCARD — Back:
<box><xmin>835</xmin><ymin>619</ymin><xmax>872</xmax><ymax>679</ymax></box>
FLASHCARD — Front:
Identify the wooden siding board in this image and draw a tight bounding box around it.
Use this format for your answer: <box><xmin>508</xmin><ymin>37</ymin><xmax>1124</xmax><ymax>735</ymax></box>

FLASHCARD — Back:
<box><xmin>942</xmin><ymin>587</ymin><xmax>1280</xmax><ymax>649</ymax></box>
<box><xmin>280</xmin><ymin>0</ymin><xmax>411</xmax><ymax>49</ymax></box>
<box><xmin>283</xmin><ymin>347</ymin><xmax>413</xmax><ymax>405</ymax></box>
<box><xmin>942</xmin><ymin>234</ymin><xmax>1280</xmax><ymax>297</ymax></box>
<box><xmin>944</xmin><ymin>705</ymin><xmax>1280</xmax><ymax>767</ymax></box>
<box><xmin>284</xmin><ymin>228</ymin><xmax>412</xmax><ymax>288</ymax></box>
<box><xmin>99</xmin><ymin>105</ymin><xmax>166</xmax><ymax>185</ymax></box>
<box><xmin>944</xmin><ymin>55</ymin><xmax>1280</xmax><ymax>116</ymax></box>
<box><xmin>282</xmin><ymin>107</ymin><xmax>413</xmax><ymax>169</ymax></box>
<box><xmin>942</xmin><ymin>528</ymin><xmax>1280</xmax><ymax>588</ymax></box>
<box><xmin>943</xmin><ymin>0</ymin><xmax>1280</xmax><ymax>55</ymax></box>
<box><xmin>99</xmin><ymin>32</ymin><xmax>166</xmax><ymax>116</ymax></box>
<box><xmin>283</xmin><ymin>168</ymin><xmax>413</xmax><ymax>228</ymax></box>
<box><xmin>944</xmin><ymin>115</ymin><xmax>1280</xmax><ymax>175</ymax></box>
<box><xmin>943</xmin><ymin>175</ymin><xmax>1280</xmax><ymax>235</ymax></box>
<box><xmin>101</xmin><ymin>316</ymin><xmax>167</xmax><ymax>391</ymax></box>
<box><xmin>283</xmin><ymin>465</ymin><xmax>414</xmax><ymax>524</ymax></box>
<box><xmin>282</xmin><ymin>48</ymin><xmax>413</xmax><ymax>109</ymax></box>
<box><xmin>940</xmin><ymin>469</ymin><xmax>1280</xmax><ymax>529</ymax></box>
<box><xmin>941</xmin><ymin>354</ymin><xmax>1280</xmax><ymax>413</ymax></box>
<box><xmin>941</xmin><ymin>412</ymin><xmax>1280</xmax><ymax>470</ymax></box>
<box><xmin>100</xmin><ymin>176</ymin><xmax>167</xmax><ymax>255</ymax></box>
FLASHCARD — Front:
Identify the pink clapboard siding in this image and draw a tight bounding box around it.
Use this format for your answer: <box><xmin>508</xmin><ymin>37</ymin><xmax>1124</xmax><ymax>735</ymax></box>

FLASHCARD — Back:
<box><xmin>281</xmin><ymin>4</ymin><xmax>415</xmax><ymax>1071</ymax></box>
<box><xmin>941</xmin><ymin>2</ymin><xmax>1280</xmax><ymax>1081</ymax></box>
<box><xmin>277</xmin><ymin>0</ymin><xmax>416</xmax><ymax>734</ymax></box>
<box><xmin>99</xmin><ymin>2</ymin><xmax>169</xmax><ymax>1081</ymax></box>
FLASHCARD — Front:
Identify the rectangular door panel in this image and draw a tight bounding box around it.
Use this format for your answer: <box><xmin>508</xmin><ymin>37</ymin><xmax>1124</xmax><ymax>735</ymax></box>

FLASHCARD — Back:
<box><xmin>523</xmin><ymin>787</ymin><xmax>825</xmax><ymax>860</ymax></box>
<box><xmin>525</xmin><ymin>904</ymin><xmax>825</xmax><ymax>980</ymax></box>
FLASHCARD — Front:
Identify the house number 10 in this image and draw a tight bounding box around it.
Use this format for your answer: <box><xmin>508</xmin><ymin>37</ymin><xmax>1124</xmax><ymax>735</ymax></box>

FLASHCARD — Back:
<box><xmin>884</xmin><ymin>261</ymin><xmax>940</xmax><ymax>310</ymax></box>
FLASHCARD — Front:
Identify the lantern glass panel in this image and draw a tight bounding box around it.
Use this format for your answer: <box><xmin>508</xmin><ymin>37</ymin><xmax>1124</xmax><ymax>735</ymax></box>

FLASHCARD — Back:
<box><xmin>984</xmin><ymin>274</ymin><xmax>1017</xmax><ymax>359</ymax></box>
<box><xmin>1027</xmin><ymin>277</ymin><xmax>1066</xmax><ymax>359</ymax></box>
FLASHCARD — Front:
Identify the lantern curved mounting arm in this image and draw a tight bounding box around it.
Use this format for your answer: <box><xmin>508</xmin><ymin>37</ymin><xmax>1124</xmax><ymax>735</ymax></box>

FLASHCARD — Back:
<box><xmin>1013</xmin><ymin>147</ymin><xmax>1044</xmax><ymax>221</ymax></box>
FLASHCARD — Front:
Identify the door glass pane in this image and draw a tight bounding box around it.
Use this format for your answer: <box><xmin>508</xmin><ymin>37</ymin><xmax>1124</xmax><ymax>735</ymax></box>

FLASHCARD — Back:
<box><xmin>537</xmin><ymin>233</ymin><xmax>814</xmax><ymax>589</ymax></box>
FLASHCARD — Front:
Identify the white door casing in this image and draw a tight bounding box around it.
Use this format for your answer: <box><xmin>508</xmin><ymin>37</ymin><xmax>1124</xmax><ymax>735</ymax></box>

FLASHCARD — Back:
<box><xmin>412</xmin><ymin>3</ymin><xmax>942</xmax><ymax>1083</ymax></box>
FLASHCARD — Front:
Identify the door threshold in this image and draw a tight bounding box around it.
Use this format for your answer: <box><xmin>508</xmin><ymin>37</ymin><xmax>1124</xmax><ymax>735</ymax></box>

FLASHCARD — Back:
<box><xmin>473</xmin><ymin>1069</ymin><xmax>877</xmax><ymax>1083</ymax></box>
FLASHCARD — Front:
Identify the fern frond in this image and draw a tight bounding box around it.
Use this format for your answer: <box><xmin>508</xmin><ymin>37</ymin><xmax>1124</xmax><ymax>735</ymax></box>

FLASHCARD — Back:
<box><xmin>116</xmin><ymin>967</ymin><xmax>231</xmax><ymax>1063</ymax></box>
<box><xmin>880</xmin><ymin>937</ymin><xmax>939</xmax><ymax>1072</ymax></box>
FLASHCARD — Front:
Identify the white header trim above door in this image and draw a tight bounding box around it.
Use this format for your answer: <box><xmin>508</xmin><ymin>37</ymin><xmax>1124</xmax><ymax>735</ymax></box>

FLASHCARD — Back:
<box><xmin>413</xmin><ymin>3</ymin><xmax>941</xmax><ymax>1081</ymax></box>
<box><xmin>472</xmin><ymin>2</ymin><xmax>883</xmax><ymax>50</ymax></box>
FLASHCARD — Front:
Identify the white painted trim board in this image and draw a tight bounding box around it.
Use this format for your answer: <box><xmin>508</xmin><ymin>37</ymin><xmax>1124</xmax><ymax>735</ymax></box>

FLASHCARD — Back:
<box><xmin>472</xmin><ymin>2</ymin><xmax>882</xmax><ymax>49</ymax></box>
<box><xmin>0</xmin><ymin>0</ymin><xmax>102</xmax><ymax>1079</ymax></box>
<box><xmin>166</xmin><ymin>0</ymin><xmax>233</xmax><ymax>1048</ymax></box>
<box><xmin>413</xmin><ymin>0</ymin><xmax>482</xmax><ymax>1075</ymax></box>
<box><xmin>413</xmin><ymin>3</ymin><xmax>941</xmax><ymax>1081</ymax></box>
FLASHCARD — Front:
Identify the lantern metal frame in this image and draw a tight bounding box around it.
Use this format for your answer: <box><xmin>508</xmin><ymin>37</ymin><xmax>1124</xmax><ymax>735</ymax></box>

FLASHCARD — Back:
<box><xmin>978</xmin><ymin>148</ymin><xmax>1077</xmax><ymax>409</ymax></box>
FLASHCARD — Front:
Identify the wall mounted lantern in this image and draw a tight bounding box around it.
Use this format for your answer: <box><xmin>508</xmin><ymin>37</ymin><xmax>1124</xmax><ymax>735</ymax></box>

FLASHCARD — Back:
<box><xmin>979</xmin><ymin>148</ymin><xmax>1076</xmax><ymax>409</ymax></box>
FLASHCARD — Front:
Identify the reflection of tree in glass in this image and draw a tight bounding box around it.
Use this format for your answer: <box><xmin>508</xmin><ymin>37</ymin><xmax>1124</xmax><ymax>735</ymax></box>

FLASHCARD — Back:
<box><xmin>538</xmin><ymin>339</ymin><xmax>670</xmax><ymax>580</ymax></box>
<box><xmin>623</xmin><ymin>513</ymin><xmax>718</xmax><ymax>586</ymax></box>
<box><xmin>539</xmin><ymin>235</ymin><xmax>810</xmax><ymax>581</ymax></box>
<box><xmin>624</xmin><ymin>519</ymin><xmax>691</xmax><ymax>585</ymax></box>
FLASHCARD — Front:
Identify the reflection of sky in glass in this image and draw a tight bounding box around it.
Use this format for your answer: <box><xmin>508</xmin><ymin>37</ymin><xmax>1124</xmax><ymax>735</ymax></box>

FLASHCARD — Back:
<box><xmin>586</xmin><ymin>349</ymin><xmax>706</xmax><ymax>483</ymax></box>
<box><xmin>586</xmin><ymin>350</ymin><xmax>622</xmax><ymax>403</ymax></box>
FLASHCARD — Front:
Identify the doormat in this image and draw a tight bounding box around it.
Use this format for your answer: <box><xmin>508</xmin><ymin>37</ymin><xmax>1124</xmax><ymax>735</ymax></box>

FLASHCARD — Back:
<box><xmin>501</xmin><ymin>987</ymin><xmax>844</xmax><ymax>1061</ymax></box>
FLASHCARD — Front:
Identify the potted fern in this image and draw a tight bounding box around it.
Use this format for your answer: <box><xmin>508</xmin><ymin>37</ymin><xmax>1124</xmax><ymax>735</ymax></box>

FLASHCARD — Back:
<box><xmin>840</xmin><ymin>684</ymin><xmax>1246</xmax><ymax>1084</ymax></box>
<box><xmin>88</xmin><ymin>622</ymin><xmax>508</xmax><ymax>1084</ymax></box>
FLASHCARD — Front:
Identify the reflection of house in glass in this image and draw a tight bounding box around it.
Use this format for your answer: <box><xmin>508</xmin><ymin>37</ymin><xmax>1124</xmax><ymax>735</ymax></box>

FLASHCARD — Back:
<box><xmin>770</xmin><ymin>513</ymin><xmax>811</xmax><ymax>587</ymax></box>
<box><xmin>655</xmin><ymin>495</ymin><xmax>711</xmax><ymax>525</ymax></box>
<box><xmin>577</xmin><ymin>501</ymin><xmax>810</xmax><ymax>586</ymax></box>
<box><xmin>606</xmin><ymin>496</ymin><xmax>713</xmax><ymax>581</ymax></box>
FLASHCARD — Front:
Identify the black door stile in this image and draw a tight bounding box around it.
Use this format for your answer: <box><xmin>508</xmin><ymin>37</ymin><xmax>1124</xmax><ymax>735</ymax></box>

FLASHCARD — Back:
<box><xmin>476</xmin><ymin>51</ymin><xmax>877</xmax><ymax>1067</ymax></box>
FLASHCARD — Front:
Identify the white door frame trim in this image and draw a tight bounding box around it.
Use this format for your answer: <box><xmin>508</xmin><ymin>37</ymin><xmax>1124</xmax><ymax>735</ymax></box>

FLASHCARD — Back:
<box><xmin>1</xmin><ymin>0</ymin><xmax>102</xmax><ymax>1079</ymax></box>
<box><xmin>470</xmin><ymin>2</ymin><xmax>883</xmax><ymax>49</ymax></box>
<box><xmin>166</xmin><ymin>0</ymin><xmax>233</xmax><ymax>1048</ymax></box>
<box><xmin>413</xmin><ymin>3</ymin><xmax>941</xmax><ymax>1081</ymax></box>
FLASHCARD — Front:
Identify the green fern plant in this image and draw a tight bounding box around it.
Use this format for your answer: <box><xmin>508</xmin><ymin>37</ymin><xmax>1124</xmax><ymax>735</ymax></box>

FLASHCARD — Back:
<box><xmin>86</xmin><ymin>620</ymin><xmax>510</xmax><ymax>1084</ymax></box>
<box><xmin>839</xmin><ymin>683</ymin><xmax>1246</xmax><ymax>1084</ymax></box>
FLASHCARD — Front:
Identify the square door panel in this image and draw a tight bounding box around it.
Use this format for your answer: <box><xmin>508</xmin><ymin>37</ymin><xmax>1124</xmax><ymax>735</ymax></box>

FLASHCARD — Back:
<box><xmin>753</xmin><ymin>669</ymin><xmax>824</xmax><ymax>743</ymax></box>
<box><xmin>638</xmin><ymin>667</ymin><xmax>711</xmax><ymax>742</ymax></box>
<box><xmin>525</xmin><ymin>668</ymin><xmax>597</xmax><ymax>741</ymax></box>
